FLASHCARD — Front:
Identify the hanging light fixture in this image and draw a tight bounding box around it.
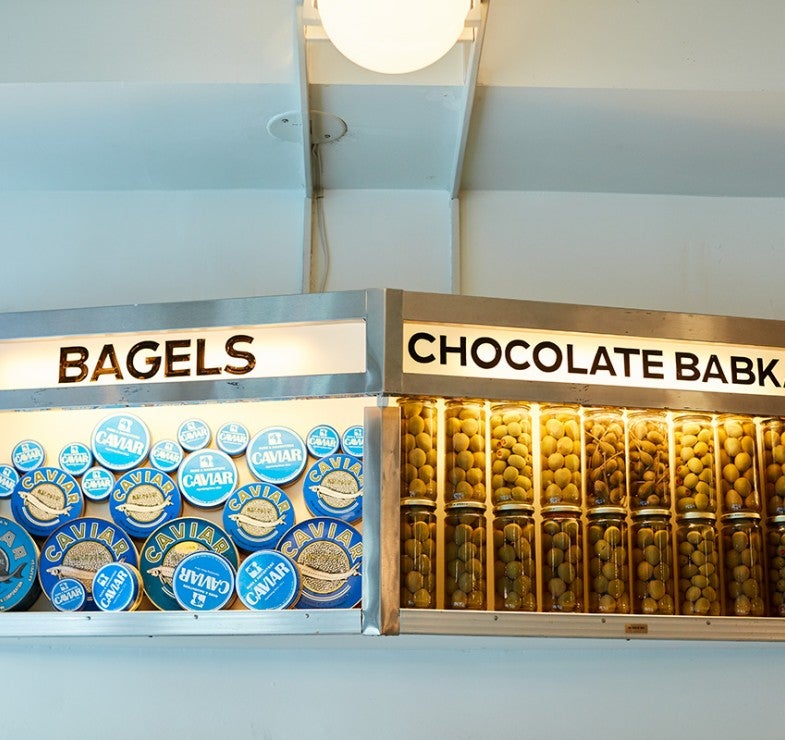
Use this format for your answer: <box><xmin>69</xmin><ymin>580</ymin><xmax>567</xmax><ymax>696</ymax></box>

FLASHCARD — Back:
<box><xmin>317</xmin><ymin>0</ymin><xmax>472</xmax><ymax>75</ymax></box>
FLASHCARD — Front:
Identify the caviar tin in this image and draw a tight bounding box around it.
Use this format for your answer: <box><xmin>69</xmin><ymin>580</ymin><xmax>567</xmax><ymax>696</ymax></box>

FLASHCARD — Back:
<box><xmin>177</xmin><ymin>419</ymin><xmax>211</xmax><ymax>452</ymax></box>
<box><xmin>306</xmin><ymin>425</ymin><xmax>341</xmax><ymax>458</ymax></box>
<box><xmin>277</xmin><ymin>517</ymin><xmax>362</xmax><ymax>609</ymax></box>
<box><xmin>222</xmin><ymin>482</ymin><xmax>295</xmax><ymax>552</ymax></box>
<box><xmin>0</xmin><ymin>464</ymin><xmax>19</xmax><ymax>499</ymax></box>
<box><xmin>49</xmin><ymin>578</ymin><xmax>87</xmax><ymax>612</ymax></box>
<box><xmin>177</xmin><ymin>449</ymin><xmax>238</xmax><ymax>508</ymax></box>
<box><xmin>246</xmin><ymin>426</ymin><xmax>307</xmax><ymax>486</ymax></box>
<box><xmin>172</xmin><ymin>550</ymin><xmax>236</xmax><ymax>611</ymax></box>
<box><xmin>109</xmin><ymin>467</ymin><xmax>182</xmax><ymax>539</ymax></box>
<box><xmin>39</xmin><ymin>517</ymin><xmax>139</xmax><ymax>611</ymax></box>
<box><xmin>91</xmin><ymin>413</ymin><xmax>151</xmax><ymax>471</ymax></box>
<box><xmin>92</xmin><ymin>562</ymin><xmax>144</xmax><ymax>612</ymax></box>
<box><xmin>216</xmin><ymin>422</ymin><xmax>250</xmax><ymax>457</ymax></box>
<box><xmin>0</xmin><ymin>516</ymin><xmax>41</xmax><ymax>611</ymax></box>
<box><xmin>140</xmin><ymin>517</ymin><xmax>239</xmax><ymax>611</ymax></box>
<box><xmin>149</xmin><ymin>439</ymin><xmax>184</xmax><ymax>473</ymax></box>
<box><xmin>58</xmin><ymin>442</ymin><xmax>93</xmax><ymax>477</ymax></box>
<box><xmin>11</xmin><ymin>439</ymin><xmax>45</xmax><ymax>473</ymax></box>
<box><xmin>340</xmin><ymin>425</ymin><xmax>364</xmax><ymax>458</ymax></box>
<box><xmin>236</xmin><ymin>550</ymin><xmax>301</xmax><ymax>610</ymax></box>
<box><xmin>303</xmin><ymin>454</ymin><xmax>363</xmax><ymax>523</ymax></box>
<box><xmin>12</xmin><ymin>466</ymin><xmax>84</xmax><ymax>538</ymax></box>
<box><xmin>80</xmin><ymin>466</ymin><xmax>115</xmax><ymax>502</ymax></box>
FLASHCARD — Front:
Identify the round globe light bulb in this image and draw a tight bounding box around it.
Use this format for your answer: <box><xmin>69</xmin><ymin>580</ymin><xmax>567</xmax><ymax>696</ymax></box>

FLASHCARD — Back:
<box><xmin>318</xmin><ymin>0</ymin><xmax>471</xmax><ymax>75</ymax></box>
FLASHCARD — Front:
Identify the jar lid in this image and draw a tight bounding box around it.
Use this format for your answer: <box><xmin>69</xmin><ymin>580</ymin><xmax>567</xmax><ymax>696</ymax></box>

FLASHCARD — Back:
<box><xmin>541</xmin><ymin>505</ymin><xmax>582</xmax><ymax>515</ymax></box>
<box><xmin>769</xmin><ymin>514</ymin><xmax>785</xmax><ymax>525</ymax></box>
<box><xmin>672</xmin><ymin>411</ymin><xmax>712</xmax><ymax>421</ymax></box>
<box><xmin>676</xmin><ymin>511</ymin><xmax>717</xmax><ymax>522</ymax></box>
<box><xmin>445</xmin><ymin>500</ymin><xmax>487</xmax><ymax>512</ymax></box>
<box><xmin>400</xmin><ymin>498</ymin><xmax>437</xmax><ymax>509</ymax></box>
<box><xmin>587</xmin><ymin>506</ymin><xmax>626</xmax><ymax>517</ymax></box>
<box><xmin>631</xmin><ymin>507</ymin><xmax>671</xmax><ymax>519</ymax></box>
<box><xmin>721</xmin><ymin>511</ymin><xmax>761</xmax><ymax>522</ymax></box>
<box><xmin>493</xmin><ymin>503</ymin><xmax>534</xmax><ymax>514</ymax></box>
<box><xmin>490</xmin><ymin>401</ymin><xmax>531</xmax><ymax>411</ymax></box>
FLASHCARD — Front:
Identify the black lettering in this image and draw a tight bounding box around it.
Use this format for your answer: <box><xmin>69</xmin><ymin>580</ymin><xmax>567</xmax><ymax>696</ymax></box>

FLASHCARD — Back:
<box><xmin>196</xmin><ymin>338</ymin><xmax>221</xmax><ymax>376</ymax></box>
<box><xmin>675</xmin><ymin>352</ymin><xmax>700</xmax><ymax>381</ymax></box>
<box><xmin>90</xmin><ymin>344</ymin><xmax>123</xmax><ymax>381</ymax></box>
<box><xmin>702</xmin><ymin>354</ymin><xmax>728</xmax><ymax>384</ymax></box>
<box><xmin>440</xmin><ymin>335</ymin><xmax>467</xmax><ymax>366</ymax></box>
<box><xmin>225</xmin><ymin>335</ymin><xmax>256</xmax><ymax>375</ymax></box>
<box><xmin>612</xmin><ymin>347</ymin><xmax>640</xmax><ymax>376</ymax></box>
<box><xmin>126</xmin><ymin>341</ymin><xmax>161</xmax><ymax>380</ymax></box>
<box><xmin>504</xmin><ymin>339</ymin><xmax>530</xmax><ymax>371</ymax></box>
<box><xmin>407</xmin><ymin>332</ymin><xmax>435</xmax><ymax>364</ymax></box>
<box><xmin>59</xmin><ymin>346</ymin><xmax>89</xmax><ymax>383</ymax></box>
<box><xmin>730</xmin><ymin>356</ymin><xmax>755</xmax><ymax>385</ymax></box>
<box><xmin>589</xmin><ymin>346</ymin><xmax>616</xmax><ymax>376</ymax></box>
<box><xmin>532</xmin><ymin>341</ymin><xmax>562</xmax><ymax>373</ymax></box>
<box><xmin>470</xmin><ymin>337</ymin><xmax>502</xmax><ymax>369</ymax></box>
<box><xmin>757</xmin><ymin>358</ymin><xmax>781</xmax><ymax>388</ymax></box>
<box><xmin>165</xmin><ymin>339</ymin><xmax>191</xmax><ymax>377</ymax></box>
<box><xmin>566</xmin><ymin>344</ymin><xmax>588</xmax><ymax>375</ymax></box>
<box><xmin>642</xmin><ymin>350</ymin><xmax>664</xmax><ymax>379</ymax></box>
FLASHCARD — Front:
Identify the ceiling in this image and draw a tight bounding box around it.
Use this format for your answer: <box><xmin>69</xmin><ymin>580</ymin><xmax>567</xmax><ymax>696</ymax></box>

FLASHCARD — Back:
<box><xmin>1</xmin><ymin>0</ymin><xmax>784</xmax><ymax>197</ymax></box>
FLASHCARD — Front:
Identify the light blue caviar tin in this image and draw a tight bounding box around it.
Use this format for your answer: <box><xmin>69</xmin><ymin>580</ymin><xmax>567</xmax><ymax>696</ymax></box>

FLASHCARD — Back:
<box><xmin>222</xmin><ymin>482</ymin><xmax>295</xmax><ymax>552</ymax></box>
<box><xmin>303</xmin><ymin>454</ymin><xmax>363</xmax><ymax>524</ymax></box>
<box><xmin>58</xmin><ymin>442</ymin><xmax>93</xmax><ymax>477</ymax></box>
<box><xmin>50</xmin><ymin>578</ymin><xmax>86</xmax><ymax>612</ymax></box>
<box><xmin>277</xmin><ymin>517</ymin><xmax>362</xmax><ymax>610</ymax></box>
<box><xmin>178</xmin><ymin>449</ymin><xmax>238</xmax><ymax>508</ymax></box>
<box><xmin>80</xmin><ymin>466</ymin><xmax>115</xmax><ymax>502</ymax></box>
<box><xmin>306</xmin><ymin>425</ymin><xmax>341</xmax><ymax>458</ymax></box>
<box><xmin>216</xmin><ymin>422</ymin><xmax>250</xmax><ymax>457</ymax></box>
<box><xmin>92</xmin><ymin>562</ymin><xmax>143</xmax><ymax>612</ymax></box>
<box><xmin>109</xmin><ymin>467</ymin><xmax>181</xmax><ymax>539</ymax></box>
<box><xmin>12</xmin><ymin>467</ymin><xmax>84</xmax><ymax>538</ymax></box>
<box><xmin>340</xmin><ymin>425</ymin><xmax>364</xmax><ymax>458</ymax></box>
<box><xmin>11</xmin><ymin>440</ymin><xmax>45</xmax><ymax>473</ymax></box>
<box><xmin>236</xmin><ymin>550</ymin><xmax>301</xmax><ymax>610</ymax></box>
<box><xmin>0</xmin><ymin>517</ymin><xmax>40</xmax><ymax>611</ymax></box>
<box><xmin>91</xmin><ymin>413</ymin><xmax>151</xmax><ymax>472</ymax></box>
<box><xmin>177</xmin><ymin>418</ymin><xmax>211</xmax><ymax>452</ymax></box>
<box><xmin>172</xmin><ymin>550</ymin><xmax>236</xmax><ymax>611</ymax></box>
<box><xmin>246</xmin><ymin>426</ymin><xmax>307</xmax><ymax>486</ymax></box>
<box><xmin>0</xmin><ymin>464</ymin><xmax>20</xmax><ymax>500</ymax></box>
<box><xmin>148</xmin><ymin>439</ymin><xmax>184</xmax><ymax>473</ymax></box>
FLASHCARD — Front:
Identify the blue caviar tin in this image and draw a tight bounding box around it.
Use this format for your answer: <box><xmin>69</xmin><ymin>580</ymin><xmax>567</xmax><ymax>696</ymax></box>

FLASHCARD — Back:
<box><xmin>58</xmin><ymin>442</ymin><xmax>93</xmax><ymax>477</ymax></box>
<box><xmin>140</xmin><ymin>517</ymin><xmax>239</xmax><ymax>611</ymax></box>
<box><xmin>0</xmin><ymin>464</ymin><xmax>19</xmax><ymax>500</ymax></box>
<box><xmin>303</xmin><ymin>454</ymin><xmax>363</xmax><ymax>524</ymax></box>
<box><xmin>340</xmin><ymin>425</ymin><xmax>364</xmax><ymax>458</ymax></box>
<box><xmin>176</xmin><ymin>419</ymin><xmax>211</xmax><ymax>452</ymax></box>
<box><xmin>11</xmin><ymin>439</ymin><xmax>45</xmax><ymax>473</ymax></box>
<box><xmin>148</xmin><ymin>439</ymin><xmax>184</xmax><ymax>473</ymax></box>
<box><xmin>80</xmin><ymin>466</ymin><xmax>115</xmax><ymax>502</ymax></box>
<box><xmin>222</xmin><ymin>482</ymin><xmax>295</xmax><ymax>552</ymax></box>
<box><xmin>0</xmin><ymin>517</ymin><xmax>40</xmax><ymax>611</ymax></box>
<box><xmin>92</xmin><ymin>562</ymin><xmax>144</xmax><ymax>612</ymax></box>
<box><xmin>49</xmin><ymin>577</ymin><xmax>86</xmax><ymax>612</ymax></box>
<box><xmin>216</xmin><ymin>422</ymin><xmax>250</xmax><ymax>457</ymax></box>
<box><xmin>12</xmin><ymin>466</ymin><xmax>84</xmax><ymax>538</ymax></box>
<box><xmin>172</xmin><ymin>551</ymin><xmax>236</xmax><ymax>611</ymax></box>
<box><xmin>306</xmin><ymin>425</ymin><xmax>341</xmax><ymax>458</ymax></box>
<box><xmin>109</xmin><ymin>467</ymin><xmax>181</xmax><ymax>539</ymax></box>
<box><xmin>277</xmin><ymin>517</ymin><xmax>362</xmax><ymax>609</ymax></box>
<box><xmin>39</xmin><ymin>517</ymin><xmax>139</xmax><ymax>611</ymax></box>
<box><xmin>178</xmin><ymin>449</ymin><xmax>238</xmax><ymax>508</ymax></box>
<box><xmin>91</xmin><ymin>413</ymin><xmax>151</xmax><ymax>471</ymax></box>
<box><xmin>236</xmin><ymin>550</ymin><xmax>301</xmax><ymax>610</ymax></box>
<box><xmin>246</xmin><ymin>426</ymin><xmax>307</xmax><ymax>486</ymax></box>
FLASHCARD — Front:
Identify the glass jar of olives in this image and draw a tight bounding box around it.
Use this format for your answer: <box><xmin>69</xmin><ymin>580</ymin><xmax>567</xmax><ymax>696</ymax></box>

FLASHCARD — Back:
<box><xmin>539</xmin><ymin>404</ymin><xmax>582</xmax><ymax>508</ymax></box>
<box><xmin>759</xmin><ymin>417</ymin><xmax>785</xmax><ymax>516</ymax></box>
<box><xmin>443</xmin><ymin>501</ymin><xmax>487</xmax><ymax>610</ymax></box>
<box><xmin>766</xmin><ymin>514</ymin><xmax>785</xmax><ymax>617</ymax></box>
<box><xmin>400</xmin><ymin>397</ymin><xmax>438</xmax><ymax>502</ymax></box>
<box><xmin>541</xmin><ymin>505</ymin><xmax>584</xmax><ymax>612</ymax></box>
<box><xmin>721</xmin><ymin>512</ymin><xmax>766</xmax><ymax>617</ymax></box>
<box><xmin>489</xmin><ymin>403</ymin><xmax>534</xmax><ymax>507</ymax></box>
<box><xmin>631</xmin><ymin>509</ymin><xmax>675</xmax><ymax>615</ymax></box>
<box><xmin>492</xmin><ymin>504</ymin><xmax>536</xmax><ymax>611</ymax></box>
<box><xmin>672</xmin><ymin>412</ymin><xmax>717</xmax><ymax>516</ymax></box>
<box><xmin>583</xmin><ymin>407</ymin><xmax>627</xmax><ymax>509</ymax></box>
<box><xmin>587</xmin><ymin>507</ymin><xmax>630</xmax><ymax>614</ymax></box>
<box><xmin>675</xmin><ymin>512</ymin><xmax>721</xmax><ymax>616</ymax></box>
<box><xmin>627</xmin><ymin>409</ymin><xmax>671</xmax><ymax>512</ymax></box>
<box><xmin>717</xmin><ymin>413</ymin><xmax>760</xmax><ymax>514</ymax></box>
<box><xmin>445</xmin><ymin>400</ymin><xmax>487</xmax><ymax>505</ymax></box>
<box><xmin>400</xmin><ymin>498</ymin><xmax>437</xmax><ymax>609</ymax></box>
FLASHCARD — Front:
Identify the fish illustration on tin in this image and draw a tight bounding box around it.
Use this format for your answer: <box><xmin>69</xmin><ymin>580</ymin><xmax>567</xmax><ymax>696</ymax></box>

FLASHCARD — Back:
<box><xmin>313</xmin><ymin>484</ymin><xmax>363</xmax><ymax>502</ymax></box>
<box><xmin>19</xmin><ymin>490</ymin><xmax>72</xmax><ymax>517</ymax></box>
<box><xmin>146</xmin><ymin>565</ymin><xmax>176</xmax><ymax>582</ymax></box>
<box><xmin>227</xmin><ymin>512</ymin><xmax>286</xmax><ymax>529</ymax></box>
<box><xmin>0</xmin><ymin>562</ymin><xmax>26</xmax><ymax>583</ymax></box>
<box><xmin>297</xmin><ymin>563</ymin><xmax>361</xmax><ymax>582</ymax></box>
<box><xmin>46</xmin><ymin>564</ymin><xmax>99</xmax><ymax>581</ymax></box>
<box><xmin>116</xmin><ymin>496</ymin><xmax>172</xmax><ymax>516</ymax></box>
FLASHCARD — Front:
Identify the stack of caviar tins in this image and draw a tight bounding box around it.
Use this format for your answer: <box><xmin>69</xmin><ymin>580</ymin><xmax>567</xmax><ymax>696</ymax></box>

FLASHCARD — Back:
<box><xmin>492</xmin><ymin>503</ymin><xmax>536</xmax><ymax>611</ymax></box>
<box><xmin>721</xmin><ymin>512</ymin><xmax>766</xmax><ymax>616</ymax></box>
<box><xmin>583</xmin><ymin>407</ymin><xmax>626</xmax><ymax>508</ymax></box>
<box><xmin>676</xmin><ymin>512</ymin><xmax>721</xmax><ymax>616</ymax></box>
<box><xmin>717</xmin><ymin>414</ymin><xmax>760</xmax><ymax>514</ymax></box>
<box><xmin>489</xmin><ymin>404</ymin><xmax>534</xmax><ymax>506</ymax></box>
<box><xmin>631</xmin><ymin>509</ymin><xmax>675</xmax><ymax>614</ymax></box>
<box><xmin>587</xmin><ymin>507</ymin><xmax>630</xmax><ymax>614</ymax></box>
<box><xmin>765</xmin><ymin>514</ymin><xmax>785</xmax><ymax>616</ymax></box>
<box><xmin>540</xmin><ymin>506</ymin><xmax>583</xmax><ymax>612</ymax></box>
<box><xmin>539</xmin><ymin>404</ymin><xmax>582</xmax><ymax>507</ymax></box>
<box><xmin>673</xmin><ymin>413</ymin><xmax>717</xmax><ymax>515</ymax></box>
<box><xmin>627</xmin><ymin>409</ymin><xmax>671</xmax><ymax>511</ymax></box>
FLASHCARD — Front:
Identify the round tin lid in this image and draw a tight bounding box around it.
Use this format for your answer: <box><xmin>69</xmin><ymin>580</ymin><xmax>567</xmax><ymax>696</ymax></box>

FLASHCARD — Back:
<box><xmin>39</xmin><ymin>517</ymin><xmax>139</xmax><ymax>611</ymax></box>
<box><xmin>0</xmin><ymin>517</ymin><xmax>40</xmax><ymax>612</ymax></box>
<box><xmin>587</xmin><ymin>506</ymin><xmax>627</xmax><ymax>518</ymax></box>
<box><xmin>246</xmin><ymin>426</ymin><xmax>307</xmax><ymax>486</ymax></box>
<box><xmin>80</xmin><ymin>466</ymin><xmax>115</xmax><ymax>502</ymax></box>
<box><xmin>176</xmin><ymin>419</ymin><xmax>211</xmax><ymax>452</ymax></box>
<box><xmin>302</xmin><ymin>454</ymin><xmax>363</xmax><ymax>524</ymax></box>
<box><xmin>11</xmin><ymin>440</ymin><xmax>45</xmax><ymax>474</ymax></box>
<box><xmin>140</xmin><ymin>517</ymin><xmax>239</xmax><ymax>611</ymax></box>
<box><xmin>277</xmin><ymin>517</ymin><xmax>362</xmax><ymax>610</ymax></box>
<box><xmin>91</xmin><ymin>413</ymin><xmax>151</xmax><ymax>472</ymax></box>
<box><xmin>172</xmin><ymin>550</ymin><xmax>236</xmax><ymax>611</ymax></box>
<box><xmin>0</xmin><ymin>464</ymin><xmax>19</xmax><ymax>500</ymax></box>
<box><xmin>49</xmin><ymin>577</ymin><xmax>86</xmax><ymax>612</ymax></box>
<box><xmin>12</xmin><ymin>467</ymin><xmax>84</xmax><ymax>538</ymax></box>
<box><xmin>178</xmin><ymin>449</ymin><xmax>238</xmax><ymax>509</ymax></box>
<box><xmin>109</xmin><ymin>467</ymin><xmax>182</xmax><ymax>539</ymax></box>
<box><xmin>236</xmin><ymin>550</ymin><xmax>301</xmax><ymax>610</ymax></box>
<box><xmin>57</xmin><ymin>442</ymin><xmax>93</xmax><ymax>478</ymax></box>
<box><xmin>215</xmin><ymin>422</ymin><xmax>250</xmax><ymax>458</ymax></box>
<box><xmin>92</xmin><ymin>562</ymin><xmax>143</xmax><ymax>612</ymax></box>
<box><xmin>305</xmin><ymin>425</ymin><xmax>341</xmax><ymax>458</ymax></box>
<box><xmin>222</xmin><ymin>482</ymin><xmax>295</xmax><ymax>552</ymax></box>
<box><xmin>340</xmin><ymin>425</ymin><xmax>364</xmax><ymax>458</ymax></box>
<box><xmin>148</xmin><ymin>439</ymin><xmax>184</xmax><ymax>473</ymax></box>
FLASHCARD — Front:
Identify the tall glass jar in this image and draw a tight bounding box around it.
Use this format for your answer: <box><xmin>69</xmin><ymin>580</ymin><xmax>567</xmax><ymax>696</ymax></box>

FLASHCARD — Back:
<box><xmin>587</xmin><ymin>507</ymin><xmax>630</xmax><ymax>614</ymax></box>
<box><xmin>443</xmin><ymin>501</ymin><xmax>487</xmax><ymax>610</ymax></box>
<box><xmin>400</xmin><ymin>499</ymin><xmax>437</xmax><ymax>609</ymax></box>
<box><xmin>541</xmin><ymin>506</ymin><xmax>584</xmax><ymax>612</ymax></box>
<box><xmin>766</xmin><ymin>515</ymin><xmax>785</xmax><ymax>617</ymax></box>
<box><xmin>627</xmin><ymin>409</ymin><xmax>671</xmax><ymax>512</ymax></box>
<box><xmin>444</xmin><ymin>400</ymin><xmax>487</xmax><ymax>505</ymax></box>
<box><xmin>676</xmin><ymin>512</ymin><xmax>721</xmax><ymax>616</ymax></box>
<box><xmin>631</xmin><ymin>509</ymin><xmax>675</xmax><ymax>615</ymax></box>
<box><xmin>673</xmin><ymin>413</ymin><xmax>717</xmax><ymax>516</ymax></box>
<box><xmin>489</xmin><ymin>403</ymin><xmax>534</xmax><ymax>507</ymax></box>
<box><xmin>400</xmin><ymin>398</ymin><xmax>438</xmax><ymax>502</ymax></box>
<box><xmin>583</xmin><ymin>407</ymin><xmax>626</xmax><ymax>509</ymax></box>
<box><xmin>539</xmin><ymin>404</ymin><xmax>582</xmax><ymax>507</ymax></box>
<box><xmin>492</xmin><ymin>504</ymin><xmax>537</xmax><ymax>611</ymax></box>
<box><xmin>760</xmin><ymin>417</ymin><xmax>785</xmax><ymax>516</ymax></box>
<box><xmin>721</xmin><ymin>512</ymin><xmax>766</xmax><ymax>617</ymax></box>
<box><xmin>717</xmin><ymin>413</ymin><xmax>760</xmax><ymax>514</ymax></box>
